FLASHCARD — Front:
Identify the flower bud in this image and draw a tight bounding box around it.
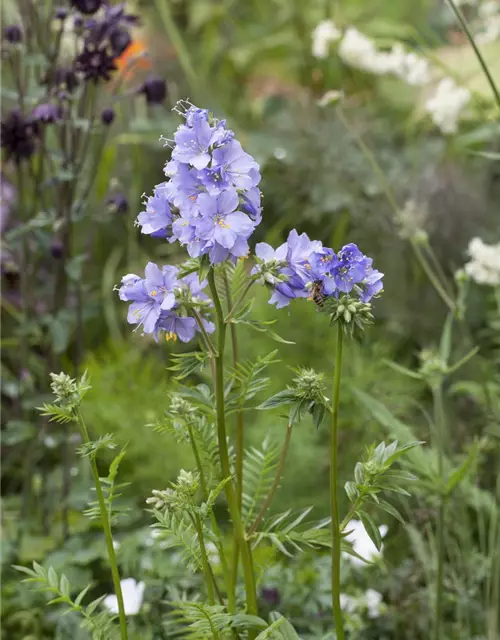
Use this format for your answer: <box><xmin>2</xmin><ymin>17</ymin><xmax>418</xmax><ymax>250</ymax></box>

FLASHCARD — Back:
<box><xmin>140</xmin><ymin>77</ymin><xmax>167</xmax><ymax>105</ymax></box>
<box><xmin>55</xmin><ymin>7</ymin><xmax>69</xmax><ymax>20</ymax></box>
<box><xmin>4</xmin><ymin>25</ymin><xmax>22</xmax><ymax>44</ymax></box>
<box><xmin>71</xmin><ymin>0</ymin><xmax>102</xmax><ymax>14</ymax></box>
<box><xmin>101</xmin><ymin>107</ymin><xmax>115</xmax><ymax>125</ymax></box>
<box><xmin>51</xmin><ymin>239</ymin><xmax>64</xmax><ymax>259</ymax></box>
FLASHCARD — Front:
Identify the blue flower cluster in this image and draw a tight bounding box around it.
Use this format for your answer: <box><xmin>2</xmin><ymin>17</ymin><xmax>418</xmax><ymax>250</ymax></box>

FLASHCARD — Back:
<box><xmin>117</xmin><ymin>262</ymin><xmax>214</xmax><ymax>341</ymax></box>
<box><xmin>252</xmin><ymin>230</ymin><xmax>383</xmax><ymax>308</ymax></box>
<box><xmin>136</xmin><ymin>102</ymin><xmax>262</xmax><ymax>264</ymax></box>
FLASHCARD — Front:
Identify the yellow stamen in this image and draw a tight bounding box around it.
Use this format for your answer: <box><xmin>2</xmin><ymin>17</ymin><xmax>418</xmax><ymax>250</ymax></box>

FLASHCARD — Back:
<box><xmin>165</xmin><ymin>332</ymin><xmax>177</xmax><ymax>342</ymax></box>
<box><xmin>151</xmin><ymin>290</ymin><xmax>157</xmax><ymax>296</ymax></box>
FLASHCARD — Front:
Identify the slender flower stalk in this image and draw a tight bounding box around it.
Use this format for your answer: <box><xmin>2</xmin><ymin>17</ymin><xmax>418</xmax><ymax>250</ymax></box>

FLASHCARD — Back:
<box><xmin>75</xmin><ymin>409</ymin><xmax>128</xmax><ymax>640</ymax></box>
<box><xmin>330</xmin><ymin>323</ymin><xmax>345</xmax><ymax>640</ymax></box>
<box><xmin>432</xmin><ymin>384</ymin><xmax>447</xmax><ymax>640</ymax></box>
<box><xmin>208</xmin><ymin>269</ymin><xmax>258</xmax><ymax>622</ymax></box>
<box><xmin>192</xmin><ymin>513</ymin><xmax>216</xmax><ymax>606</ymax></box>
<box><xmin>186</xmin><ymin>422</ymin><xmax>235</xmax><ymax>613</ymax></box>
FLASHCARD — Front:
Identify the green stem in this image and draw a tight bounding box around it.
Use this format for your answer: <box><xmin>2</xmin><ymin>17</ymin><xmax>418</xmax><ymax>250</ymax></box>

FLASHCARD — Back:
<box><xmin>446</xmin><ymin>0</ymin><xmax>500</xmax><ymax>111</ymax></box>
<box><xmin>222</xmin><ymin>272</ymin><xmax>245</xmax><ymax>597</ymax></box>
<box><xmin>75</xmin><ymin>409</ymin><xmax>128</xmax><ymax>640</ymax></box>
<box><xmin>193</xmin><ymin>513</ymin><xmax>216</xmax><ymax>606</ymax></box>
<box><xmin>330</xmin><ymin>323</ymin><xmax>345</xmax><ymax>640</ymax></box>
<box><xmin>192</xmin><ymin>308</ymin><xmax>217</xmax><ymax>357</ymax></box>
<box><xmin>186</xmin><ymin>422</ymin><xmax>235</xmax><ymax>613</ymax></box>
<box><xmin>432</xmin><ymin>385</ymin><xmax>446</xmax><ymax>640</ymax></box>
<box><xmin>248</xmin><ymin>423</ymin><xmax>293</xmax><ymax>536</ymax></box>
<box><xmin>208</xmin><ymin>269</ymin><xmax>258</xmax><ymax>622</ymax></box>
<box><xmin>224</xmin><ymin>280</ymin><xmax>255</xmax><ymax>323</ymax></box>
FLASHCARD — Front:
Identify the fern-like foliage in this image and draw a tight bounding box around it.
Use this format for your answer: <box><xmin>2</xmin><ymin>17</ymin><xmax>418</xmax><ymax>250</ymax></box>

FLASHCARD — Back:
<box><xmin>152</xmin><ymin>510</ymin><xmax>202</xmax><ymax>572</ymax></box>
<box><xmin>83</xmin><ymin>446</ymin><xmax>130</xmax><ymax>525</ymax></box>
<box><xmin>227</xmin><ymin>350</ymin><xmax>279</xmax><ymax>413</ymax></box>
<box><xmin>14</xmin><ymin>563</ymin><xmax>118</xmax><ymax>640</ymax></box>
<box><xmin>168</xmin><ymin>351</ymin><xmax>210</xmax><ymax>381</ymax></box>
<box><xmin>251</xmin><ymin>507</ymin><xmax>332</xmax><ymax>557</ymax></box>
<box><xmin>241</xmin><ymin>438</ymin><xmax>281</xmax><ymax>524</ymax></box>
<box><xmin>168</xmin><ymin>601</ymin><xmax>271</xmax><ymax>639</ymax></box>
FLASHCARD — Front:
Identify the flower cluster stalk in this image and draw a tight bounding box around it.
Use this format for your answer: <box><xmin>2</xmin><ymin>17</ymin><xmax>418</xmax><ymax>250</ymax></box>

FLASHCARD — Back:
<box><xmin>75</xmin><ymin>409</ymin><xmax>128</xmax><ymax>640</ymax></box>
<box><xmin>208</xmin><ymin>269</ymin><xmax>258</xmax><ymax>622</ymax></box>
<box><xmin>432</xmin><ymin>384</ymin><xmax>447</xmax><ymax>640</ymax></box>
<box><xmin>330</xmin><ymin>323</ymin><xmax>345</xmax><ymax>640</ymax></box>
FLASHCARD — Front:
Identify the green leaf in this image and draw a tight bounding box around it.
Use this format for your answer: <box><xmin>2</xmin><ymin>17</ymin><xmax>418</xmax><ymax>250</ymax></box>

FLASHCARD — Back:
<box><xmin>268</xmin><ymin>612</ymin><xmax>301</xmax><ymax>639</ymax></box>
<box><xmin>376</xmin><ymin>499</ymin><xmax>405</xmax><ymax>524</ymax></box>
<box><xmin>359</xmin><ymin>512</ymin><xmax>383</xmax><ymax>552</ymax></box>
<box><xmin>47</xmin><ymin>566</ymin><xmax>58</xmax><ymax>589</ymax></box>
<box><xmin>59</xmin><ymin>574</ymin><xmax>71</xmax><ymax>597</ymax></box>
<box><xmin>344</xmin><ymin>481</ymin><xmax>359</xmax><ymax>503</ymax></box>
<box><xmin>198</xmin><ymin>254</ymin><xmax>211</xmax><ymax>282</ymax></box>
<box><xmin>445</xmin><ymin>441</ymin><xmax>480</xmax><ymax>496</ymax></box>
<box><xmin>439</xmin><ymin>312</ymin><xmax>454</xmax><ymax>363</ymax></box>
<box><xmin>258</xmin><ymin>390</ymin><xmax>298</xmax><ymax>411</ymax></box>
<box><xmin>232</xmin><ymin>614</ymin><xmax>268</xmax><ymax>630</ymax></box>
<box><xmin>238</xmin><ymin>319</ymin><xmax>295</xmax><ymax>344</ymax></box>
<box><xmin>384</xmin><ymin>359</ymin><xmax>423</xmax><ymax>380</ymax></box>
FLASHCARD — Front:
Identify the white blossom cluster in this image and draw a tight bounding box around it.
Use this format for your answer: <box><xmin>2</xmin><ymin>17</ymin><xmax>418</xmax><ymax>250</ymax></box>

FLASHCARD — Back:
<box><xmin>340</xmin><ymin>588</ymin><xmax>384</xmax><ymax>618</ymax></box>
<box><xmin>103</xmin><ymin>578</ymin><xmax>145</xmax><ymax>616</ymax></box>
<box><xmin>464</xmin><ymin>237</ymin><xmax>500</xmax><ymax>286</ymax></box>
<box><xmin>424</xmin><ymin>78</ymin><xmax>471</xmax><ymax>134</ymax></box>
<box><xmin>312</xmin><ymin>19</ymin><xmax>472</xmax><ymax>135</ymax></box>
<box><xmin>472</xmin><ymin>1</ymin><xmax>500</xmax><ymax>44</ymax></box>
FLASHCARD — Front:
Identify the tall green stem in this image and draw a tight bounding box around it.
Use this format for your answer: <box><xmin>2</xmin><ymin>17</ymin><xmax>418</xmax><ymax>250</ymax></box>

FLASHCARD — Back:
<box><xmin>186</xmin><ymin>423</ymin><xmax>235</xmax><ymax>613</ymax></box>
<box><xmin>193</xmin><ymin>513</ymin><xmax>216</xmax><ymax>606</ymax></box>
<box><xmin>432</xmin><ymin>385</ymin><xmax>446</xmax><ymax>640</ymax></box>
<box><xmin>330</xmin><ymin>323</ymin><xmax>345</xmax><ymax>640</ymax></box>
<box><xmin>75</xmin><ymin>409</ymin><xmax>128</xmax><ymax>640</ymax></box>
<box><xmin>208</xmin><ymin>269</ymin><xmax>258</xmax><ymax>622</ymax></box>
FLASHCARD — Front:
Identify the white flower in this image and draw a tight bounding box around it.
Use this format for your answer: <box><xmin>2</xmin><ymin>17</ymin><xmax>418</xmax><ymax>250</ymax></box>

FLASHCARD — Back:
<box><xmin>364</xmin><ymin>588</ymin><xmax>383</xmax><ymax>618</ymax></box>
<box><xmin>340</xmin><ymin>593</ymin><xmax>358</xmax><ymax>613</ymax></box>
<box><xmin>339</xmin><ymin>28</ymin><xmax>386</xmax><ymax>74</ymax></box>
<box><xmin>386</xmin><ymin>45</ymin><xmax>430</xmax><ymax>86</ymax></box>
<box><xmin>317</xmin><ymin>90</ymin><xmax>344</xmax><ymax>107</ymax></box>
<box><xmin>103</xmin><ymin>578</ymin><xmax>145</xmax><ymax>616</ymax></box>
<box><xmin>343</xmin><ymin>519</ymin><xmax>388</xmax><ymax>566</ymax></box>
<box><xmin>43</xmin><ymin>436</ymin><xmax>57</xmax><ymax>449</ymax></box>
<box><xmin>312</xmin><ymin>20</ymin><xmax>341</xmax><ymax>58</ymax></box>
<box><xmin>205</xmin><ymin>542</ymin><xmax>221</xmax><ymax>566</ymax></box>
<box><xmin>425</xmin><ymin>78</ymin><xmax>471</xmax><ymax>134</ymax></box>
<box><xmin>112</xmin><ymin>539</ymin><xmax>121</xmax><ymax>551</ymax></box>
<box><xmin>464</xmin><ymin>237</ymin><xmax>500</xmax><ymax>286</ymax></box>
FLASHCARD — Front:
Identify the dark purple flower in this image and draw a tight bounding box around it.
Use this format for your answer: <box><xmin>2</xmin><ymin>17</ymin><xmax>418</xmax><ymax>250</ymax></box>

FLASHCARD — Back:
<box><xmin>260</xmin><ymin>587</ymin><xmax>281</xmax><ymax>607</ymax></box>
<box><xmin>4</xmin><ymin>25</ymin><xmax>22</xmax><ymax>44</ymax></box>
<box><xmin>75</xmin><ymin>45</ymin><xmax>117</xmax><ymax>83</ymax></box>
<box><xmin>84</xmin><ymin>3</ymin><xmax>138</xmax><ymax>54</ymax></box>
<box><xmin>71</xmin><ymin>0</ymin><xmax>102</xmax><ymax>14</ymax></box>
<box><xmin>107</xmin><ymin>193</ymin><xmax>129</xmax><ymax>214</ymax></box>
<box><xmin>51</xmin><ymin>240</ymin><xmax>64</xmax><ymax>259</ymax></box>
<box><xmin>1</xmin><ymin>110</ymin><xmax>39</xmax><ymax>164</ymax></box>
<box><xmin>55</xmin><ymin>7</ymin><xmax>69</xmax><ymax>20</ymax></box>
<box><xmin>140</xmin><ymin>77</ymin><xmax>167</xmax><ymax>105</ymax></box>
<box><xmin>101</xmin><ymin>107</ymin><xmax>115</xmax><ymax>125</ymax></box>
<box><xmin>51</xmin><ymin>67</ymin><xmax>79</xmax><ymax>93</ymax></box>
<box><xmin>109</xmin><ymin>27</ymin><xmax>131</xmax><ymax>56</ymax></box>
<box><xmin>32</xmin><ymin>103</ymin><xmax>63</xmax><ymax>124</ymax></box>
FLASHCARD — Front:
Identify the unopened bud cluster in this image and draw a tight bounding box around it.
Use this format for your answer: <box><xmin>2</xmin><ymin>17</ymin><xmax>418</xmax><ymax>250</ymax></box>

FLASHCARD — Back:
<box><xmin>418</xmin><ymin>349</ymin><xmax>447</xmax><ymax>382</ymax></box>
<box><xmin>293</xmin><ymin>368</ymin><xmax>327</xmax><ymax>402</ymax></box>
<box><xmin>321</xmin><ymin>294</ymin><xmax>374</xmax><ymax>332</ymax></box>
<box><xmin>146</xmin><ymin>470</ymin><xmax>200</xmax><ymax>512</ymax></box>
<box><xmin>49</xmin><ymin>372</ymin><xmax>81</xmax><ymax>410</ymax></box>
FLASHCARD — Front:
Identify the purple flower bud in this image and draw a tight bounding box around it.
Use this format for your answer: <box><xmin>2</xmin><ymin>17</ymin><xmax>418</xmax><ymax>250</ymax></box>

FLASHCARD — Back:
<box><xmin>32</xmin><ymin>103</ymin><xmax>63</xmax><ymax>124</ymax></box>
<box><xmin>51</xmin><ymin>240</ymin><xmax>64</xmax><ymax>259</ymax></box>
<box><xmin>140</xmin><ymin>77</ymin><xmax>167</xmax><ymax>105</ymax></box>
<box><xmin>101</xmin><ymin>107</ymin><xmax>115</xmax><ymax>125</ymax></box>
<box><xmin>55</xmin><ymin>7</ymin><xmax>69</xmax><ymax>20</ymax></box>
<box><xmin>260</xmin><ymin>587</ymin><xmax>281</xmax><ymax>607</ymax></box>
<box><xmin>73</xmin><ymin>15</ymin><xmax>84</xmax><ymax>30</ymax></box>
<box><xmin>109</xmin><ymin>26</ymin><xmax>131</xmax><ymax>56</ymax></box>
<box><xmin>52</xmin><ymin>67</ymin><xmax>79</xmax><ymax>93</ymax></box>
<box><xmin>107</xmin><ymin>193</ymin><xmax>129</xmax><ymax>214</ymax></box>
<box><xmin>1</xmin><ymin>110</ymin><xmax>39</xmax><ymax>164</ymax></box>
<box><xmin>75</xmin><ymin>45</ymin><xmax>117</xmax><ymax>83</ymax></box>
<box><xmin>4</xmin><ymin>24</ymin><xmax>22</xmax><ymax>44</ymax></box>
<box><xmin>71</xmin><ymin>0</ymin><xmax>102</xmax><ymax>14</ymax></box>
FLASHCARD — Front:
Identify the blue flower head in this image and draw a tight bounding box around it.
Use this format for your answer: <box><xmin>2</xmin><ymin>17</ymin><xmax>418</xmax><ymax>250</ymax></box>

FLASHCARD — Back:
<box><xmin>135</xmin><ymin>100</ymin><xmax>262</xmax><ymax>265</ymax></box>
<box><xmin>256</xmin><ymin>232</ymin><xmax>384</xmax><ymax>318</ymax></box>
<box><xmin>116</xmin><ymin>262</ymin><xmax>214</xmax><ymax>343</ymax></box>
